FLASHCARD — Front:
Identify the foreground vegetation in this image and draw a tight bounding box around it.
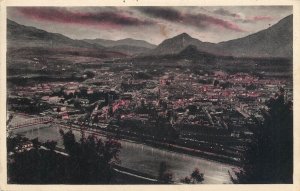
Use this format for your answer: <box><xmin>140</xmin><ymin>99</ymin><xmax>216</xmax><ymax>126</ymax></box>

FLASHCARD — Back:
<box><xmin>231</xmin><ymin>92</ymin><xmax>293</xmax><ymax>183</ymax></box>
<box><xmin>7</xmin><ymin>131</ymin><xmax>121</xmax><ymax>184</ymax></box>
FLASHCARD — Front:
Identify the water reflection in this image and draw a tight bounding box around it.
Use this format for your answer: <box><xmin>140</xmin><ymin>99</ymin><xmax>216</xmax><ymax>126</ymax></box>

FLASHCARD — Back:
<box><xmin>12</xmin><ymin>125</ymin><xmax>235</xmax><ymax>184</ymax></box>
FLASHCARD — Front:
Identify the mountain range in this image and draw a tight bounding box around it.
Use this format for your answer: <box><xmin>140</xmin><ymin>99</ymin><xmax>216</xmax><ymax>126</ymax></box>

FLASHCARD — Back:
<box><xmin>148</xmin><ymin>14</ymin><xmax>292</xmax><ymax>58</ymax></box>
<box><xmin>7</xmin><ymin>20</ymin><xmax>156</xmax><ymax>56</ymax></box>
<box><xmin>83</xmin><ymin>38</ymin><xmax>156</xmax><ymax>49</ymax></box>
<box><xmin>7</xmin><ymin>14</ymin><xmax>292</xmax><ymax>59</ymax></box>
<box><xmin>7</xmin><ymin>20</ymin><xmax>103</xmax><ymax>50</ymax></box>
<box><xmin>83</xmin><ymin>38</ymin><xmax>157</xmax><ymax>56</ymax></box>
<box><xmin>218</xmin><ymin>14</ymin><xmax>292</xmax><ymax>58</ymax></box>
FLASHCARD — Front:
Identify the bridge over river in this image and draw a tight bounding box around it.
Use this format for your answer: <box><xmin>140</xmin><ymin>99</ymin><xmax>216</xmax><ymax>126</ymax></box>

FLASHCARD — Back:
<box><xmin>8</xmin><ymin>116</ymin><xmax>53</xmax><ymax>130</ymax></box>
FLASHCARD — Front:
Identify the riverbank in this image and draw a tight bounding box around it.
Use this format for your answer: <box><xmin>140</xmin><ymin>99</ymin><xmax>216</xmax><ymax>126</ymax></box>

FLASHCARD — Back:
<box><xmin>8</xmin><ymin>112</ymin><xmax>242</xmax><ymax>167</ymax></box>
<box><xmin>47</xmin><ymin>147</ymin><xmax>163</xmax><ymax>184</ymax></box>
<box><xmin>10</xmin><ymin>121</ymin><xmax>236</xmax><ymax>183</ymax></box>
<box><xmin>56</xmin><ymin>122</ymin><xmax>241</xmax><ymax>167</ymax></box>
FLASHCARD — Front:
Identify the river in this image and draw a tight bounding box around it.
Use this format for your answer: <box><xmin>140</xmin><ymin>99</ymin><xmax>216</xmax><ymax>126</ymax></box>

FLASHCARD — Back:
<box><xmin>10</xmin><ymin>116</ymin><xmax>236</xmax><ymax>184</ymax></box>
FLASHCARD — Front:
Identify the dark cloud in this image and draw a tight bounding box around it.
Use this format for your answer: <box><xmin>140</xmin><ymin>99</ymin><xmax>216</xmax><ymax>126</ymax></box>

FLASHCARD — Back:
<box><xmin>137</xmin><ymin>7</ymin><xmax>183</xmax><ymax>21</ymax></box>
<box><xmin>137</xmin><ymin>7</ymin><xmax>244</xmax><ymax>32</ymax></box>
<box><xmin>185</xmin><ymin>13</ymin><xmax>244</xmax><ymax>32</ymax></box>
<box><xmin>16</xmin><ymin>7</ymin><xmax>155</xmax><ymax>28</ymax></box>
<box><xmin>213</xmin><ymin>8</ymin><xmax>240</xmax><ymax>18</ymax></box>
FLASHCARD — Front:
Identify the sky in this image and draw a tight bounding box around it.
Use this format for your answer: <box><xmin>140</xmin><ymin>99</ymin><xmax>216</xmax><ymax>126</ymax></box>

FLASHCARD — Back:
<box><xmin>7</xmin><ymin>6</ymin><xmax>292</xmax><ymax>45</ymax></box>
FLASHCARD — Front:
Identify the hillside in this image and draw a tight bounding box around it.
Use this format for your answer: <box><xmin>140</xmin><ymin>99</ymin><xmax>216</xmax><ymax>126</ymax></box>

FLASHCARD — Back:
<box><xmin>147</xmin><ymin>33</ymin><xmax>217</xmax><ymax>56</ymax></box>
<box><xmin>218</xmin><ymin>15</ymin><xmax>293</xmax><ymax>58</ymax></box>
<box><xmin>7</xmin><ymin>19</ymin><xmax>103</xmax><ymax>49</ymax></box>
<box><xmin>84</xmin><ymin>38</ymin><xmax>156</xmax><ymax>49</ymax></box>
<box><xmin>147</xmin><ymin>15</ymin><xmax>292</xmax><ymax>58</ymax></box>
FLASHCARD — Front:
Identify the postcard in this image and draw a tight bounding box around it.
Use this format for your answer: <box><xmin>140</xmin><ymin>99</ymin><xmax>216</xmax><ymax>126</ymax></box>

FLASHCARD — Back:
<box><xmin>0</xmin><ymin>0</ymin><xmax>299</xmax><ymax>191</ymax></box>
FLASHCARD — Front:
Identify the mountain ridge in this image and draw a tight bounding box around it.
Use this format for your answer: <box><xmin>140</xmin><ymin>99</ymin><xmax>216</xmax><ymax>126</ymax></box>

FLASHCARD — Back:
<box><xmin>147</xmin><ymin>32</ymin><xmax>217</xmax><ymax>56</ymax></box>
<box><xmin>217</xmin><ymin>14</ymin><xmax>292</xmax><ymax>58</ymax></box>
<box><xmin>147</xmin><ymin>14</ymin><xmax>292</xmax><ymax>58</ymax></box>
<box><xmin>83</xmin><ymin>38</ymin><xmax>156</xmax><ymax>49</ymax></box>
<box><xmin>7</xmin><ymin>14</ymin><xmax>293</xmax><ymax>58</ymax></box>
<box><xmin>7</xmin><ymin>19</ymin><xmax>104</xmax><ymax>50</ymax></box>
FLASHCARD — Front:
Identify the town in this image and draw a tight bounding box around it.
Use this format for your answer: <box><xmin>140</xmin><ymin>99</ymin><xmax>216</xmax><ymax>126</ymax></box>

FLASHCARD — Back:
<box><xmin>7</xmin><ymin>58</ymin><xmax>293</xmax><ymax>166</ymax></box>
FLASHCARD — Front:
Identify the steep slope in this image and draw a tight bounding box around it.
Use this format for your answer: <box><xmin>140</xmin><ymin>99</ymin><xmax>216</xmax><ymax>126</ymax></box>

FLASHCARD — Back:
<box><xmin>148</xmin><ymin>33</ymin><xmax>216</xmax><ymax>56</ymax></box>
<box><xmin>7</xmin><ymin>19</ymin><xmax>104</xmax><ymax>49</ymax></box>
<box><xmin>147</xmin><ymin>15</ymin><xmax>292</xmax><ymax>58</ymax></box>
<box><xmin>217</xmin><ymin>15</ymin><xmax>293</xmax><ymax>58</ymax></box>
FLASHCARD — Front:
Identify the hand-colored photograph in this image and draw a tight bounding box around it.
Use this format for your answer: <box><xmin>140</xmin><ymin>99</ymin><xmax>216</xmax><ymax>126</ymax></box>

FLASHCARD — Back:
<box><xmin>6</xmin><ymin>6</ymin><xmax>293</xmax><ymax>184</ymax></box>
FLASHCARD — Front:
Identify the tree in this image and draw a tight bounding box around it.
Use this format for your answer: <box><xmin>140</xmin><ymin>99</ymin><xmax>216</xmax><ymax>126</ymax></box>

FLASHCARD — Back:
<box><xmin>31</xmin><ymin>137</ymin><xmax>40</xmax><ymax>149</ymax></box>
<box><xmin>43</xmin><ymin>140</ymin><xmax>57</xmax><ymax>151</ymax></box>
<box><xmin>7</xmin><ymin>134</ymin><xmax>28</xmax><ymax>152</ymax></box>
<box><xmin>7</xmin><ymin>136</ymin><xmax>62</xmax><ymax>184</ymax></box>
<box><xmin>59</xmin><ymin>129</ymin><xmax>76</xmax><ymax>154</ymax></box>
<box><xmin>160</xmin><ymin>172</ymin><xmax>173</xmax><ymax>184</ymax></box>
<box><xmin>191</xmin><ymin>168</ymin><xmax>204</xmax><ymax>183</ymax></box>
<box><xmin>181</xmin><ymin>168</ymin><xmax>204</xmax><ymax>184</ymax></box>
<box><xmin>7</xmin><ymin>130</ymin><xmax>122</xmax><ymax>184</ymax></box>
<box><xmin>180</xmin><ymin>176</ymin><xmax>191</xmax><ymax>184</ymax></box>
<box><xmin>158</xmin><ymin>161</ymin><xmax>167</xmax><ymax>180</ymax></box>
<box><xmin>59</xmin><ymin>130</ymin><xmax>122</xmax><ymax>183</ymax></box>
<box><xmin>232</xmin><ymin>92</ymin><xmax>293</xmax><ymax>183</ymax></box>
<box><xmin>158</xmin><ymin>161</ymin><xmax>173</xmax><ymax>184</ymax></box>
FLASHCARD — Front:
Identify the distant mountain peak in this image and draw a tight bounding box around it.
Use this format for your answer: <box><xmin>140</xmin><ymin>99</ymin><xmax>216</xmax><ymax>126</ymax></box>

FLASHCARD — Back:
<box><xmin>177</xmin><ymin>32</ymin><xmax>192</xmax><ymax>38</ymax></box>
<box><xmin>217</xmin><ymin>14</ymin><xmax>292</xmax><ymax>58</ymax></box>
<box><xmin>171</xmin><ymin>33</ymin><xmax>194</xmax><ymax>42</ymax></box>
<box><xmin>147</xmin><ymin>15</ymin><xmax>292</xmax><ymax>58</ymax></box>
<box><xmin>147</xmin><ymin>32</ymin><xmax>216</xmax><ymax>56</ymax></box>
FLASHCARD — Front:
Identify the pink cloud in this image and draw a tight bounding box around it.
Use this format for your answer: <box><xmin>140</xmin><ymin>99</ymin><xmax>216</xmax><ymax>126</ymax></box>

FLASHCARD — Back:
<box><xmin>186</xmin><ymin>13</ymin><xmax>245</xmax><ymax>32</ymax></box>
<box><xmin>16</xmin><ymin>7</ymin><xmax>155</xmax><ymax>29</ymax></box>
<box><xmin>252</xmin><ymin>16</ymin><xmax>273</xmax><ymax>21</ymax></box>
